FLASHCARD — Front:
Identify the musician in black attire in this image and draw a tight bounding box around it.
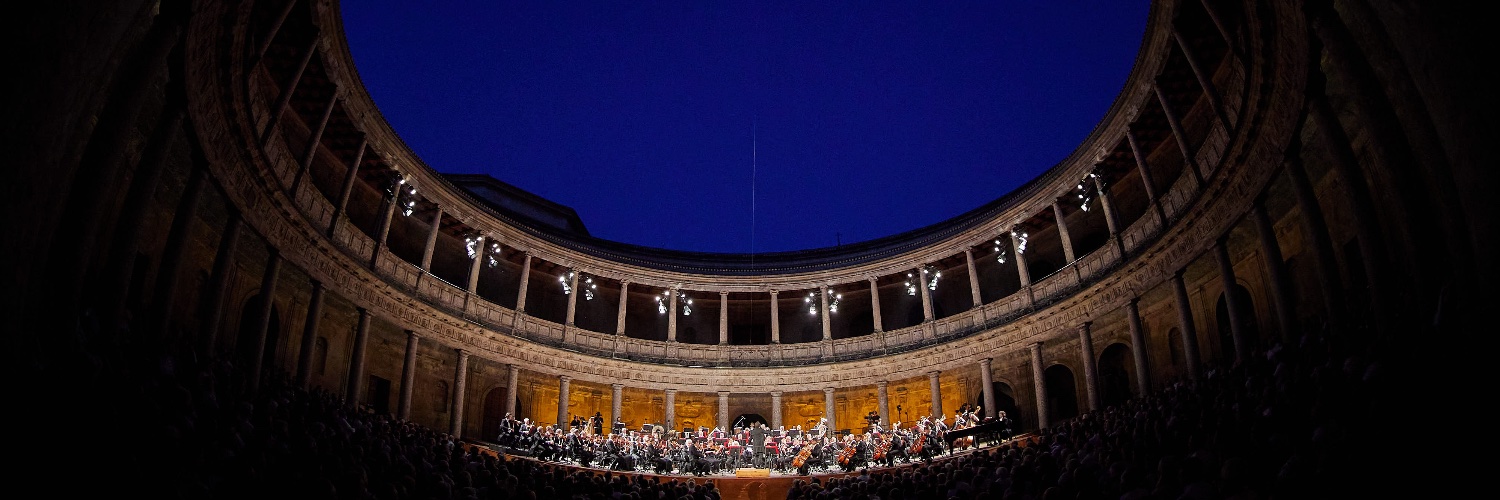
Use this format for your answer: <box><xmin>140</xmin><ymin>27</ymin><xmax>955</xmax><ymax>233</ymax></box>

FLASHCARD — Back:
<box><xmin>748</xmin><ymin>423</ymin><xmax>767</xmax><ymax>466</ymax></box>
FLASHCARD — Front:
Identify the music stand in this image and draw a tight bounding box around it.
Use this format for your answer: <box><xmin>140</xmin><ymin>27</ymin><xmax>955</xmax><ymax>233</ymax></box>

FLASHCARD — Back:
<box><xmin>788</xmin><ymin>429</ymin><xmax>801</xmax><ymax>438</ymax></box>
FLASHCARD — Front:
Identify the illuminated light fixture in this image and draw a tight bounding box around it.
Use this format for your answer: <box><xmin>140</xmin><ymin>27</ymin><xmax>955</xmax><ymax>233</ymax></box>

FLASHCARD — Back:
<box><xmin>1012</xmin><ymin>228</ymin><xmax>1030</xmax><ymax>254</ymax></box>
<box><xmin>904</xmin><ymin>273</ymin><xmax>919</xmax><ymax>296</ymax></box>
<box><xmin>559</xmin><ymin>270</ymin><xmax>597</xmax><ymax>300</ymax></box>
<box><xmin>922</xmin><ymin>265</ymin><xmax>941</xmax><ymax>291</ymax></box>
<box><xmin>656</xmin><ymin>291</ymin><xmax>669</xmax><ymax>314</ymax></box>
<box><xmin>679</xmin><ymin>292</ymin><xmax>693</xmax><ymax>316</ymax></box>
<box><xmin>385</xmin><ymin>172</ymin><xmax>417</xmax><ymax>216</ymax></box>
<box><xmin>994</xmin><ymin>237</ymin><xmax>1009</xmax><ymax>264</ymax></box>
<box><xmin>485</xmin><ymin>240</ymin><xmax>501</xmax><ymax>268</ymax></box>
<box><xmin>464</xmin><ymin>232</ymin><xmax>483</xmax><ymax>259</ymax></box>
<box><xmin>1077</xmin><ymin>172</ymin><xmax>1102</xmax><ymax>212</ymax></box>
<box><xmin>806</xmin><ymin>289</ymin><xmax>842</xmax><ymax>316</ymax></box>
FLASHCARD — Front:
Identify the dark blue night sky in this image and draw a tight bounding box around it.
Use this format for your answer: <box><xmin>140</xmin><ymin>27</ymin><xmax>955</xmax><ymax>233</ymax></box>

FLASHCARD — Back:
<box><xmin>341</xmin><ymin>1</ymin><xmax>1149</xmax><ymax>254</ymax></box>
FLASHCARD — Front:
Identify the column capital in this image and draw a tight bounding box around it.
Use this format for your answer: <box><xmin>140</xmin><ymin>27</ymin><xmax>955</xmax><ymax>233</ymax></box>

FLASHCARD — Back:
<box><xmin>559</xmin><ymin>375</ymin><xmax>571</xmax><ymax>382</ymax></box>
<box><xmin>876</xmin><ymin>380</ymin><xmax>888</xmax><ymax>388</ymax></box>
<box><xmin>823</xmin><ymin>387</ymin><xmax>834</xmax><ymax>394</ymax></box>
<box><xmin>928</xmin><ymin>370</ymin><xmax>941</xmax><ymax>378</ymax></box>
<box><xmin>718</xmin><ymin>390</ymin><xmax>730</xmax><ymax>397</ymax></box>
<box><xmin>508</xmin><ymin>364</ymin><xmax>519</xmax><ymax>374</ymax></box>
<box><xmin>769</xmin><ymin>391</ymin><xmax>782</xmax><ymax>397</ymax></box>
<box><xmin>664</xmin><ymin>388</ymin><xmax>677</xmax><ymax>395</ymax></box>
<box><xmin>406</xmin><ymin>330</ymin><xmax>420</xmax><ymax>340</ymax></box>
<box><xmin>720</xmin><ymin>290</ymin><xmax>729</xmax><ymax>297</ymax></box>
<box><xmin>769</xmin><ymin>289</ymin><xmax>779</xmax><ymax>296</ymax></box>
<box><xmin>1031</xmin><ymin>342</ymin><xmax>1043</xmax><ymax>352</ymax></box>
<box><xmin>980</xmin><ymin>357</ymin><xmax>993</xmax><ymax>367</ymax></box>
<box><xmin>455</xmin><ymin>348</ymin><xmax>469</xmax><ymax>358</ymax></box>
<box><xmin>868</xmin><ymin>276</ymin><xmax>878</xmax><ymax>283</ymax></box>
<box><xmin>612</xmin><ymin>383</ymin><xmax>624</xmax><ymax>390</ymax></box>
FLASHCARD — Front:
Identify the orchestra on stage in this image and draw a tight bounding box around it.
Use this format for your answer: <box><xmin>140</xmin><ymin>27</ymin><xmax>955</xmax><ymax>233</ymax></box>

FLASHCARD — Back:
<box><xmin>490</xmin><ymin>402</ymin><xmax>1014</xmax><ymax>477</ymax></box>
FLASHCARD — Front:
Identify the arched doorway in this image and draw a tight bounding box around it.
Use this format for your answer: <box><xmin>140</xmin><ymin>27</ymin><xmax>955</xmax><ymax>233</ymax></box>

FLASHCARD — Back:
<box><xmin>733</xmin><ymin>413</ymin><xmax>768</xmax><ymax>430</ymax></box>
<box><xmin>1215</xmin><ymin>283</ymin><xmax>1259</xmax><ymax>362</ymax></box>
<box><xmin>986</xmin><ymin>382</ymin><xmax>1022</xmax><ymax>430</ymax></box>
<box><xmin>1098</xmin><ymin>342</ymin><xmax>1135</xmax><ymax>408</ymax></box>
<box><xmin>235</xmin><ymin>294</ymin><xmax>280</xmax><ymax>378</ymax></box>
<box><xmin>1043</xmin><ymin>364</ymin><xmax>1080</xmax><ymax>424</ymax></box>
<box><xmin>480</xmin><ymin>386</ymin><xmax>521</xmax><ymax>443</ymax></box>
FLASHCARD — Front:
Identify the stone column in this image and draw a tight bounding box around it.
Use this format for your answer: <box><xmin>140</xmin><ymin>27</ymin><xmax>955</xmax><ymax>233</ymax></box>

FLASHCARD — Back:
<box><xmin>770</xmin><ymin>391</ymin><xmax>783</xmax><ymax>430</ymax></box>
<box><xmin>1053</xmin><ymin>202</ymin><xmax>1076</xmax><ymax>263</ymax></box>
<box><xmin>927</xmin><ymin>371</ymin><xmax>943</xmax><ymax>419</ymax></box>
<box><xmin>515</xmin><ymin>253</ymin><xmax>532</xmax><ymax>313</ymax></box>
<box><xmin>1126</xmin><ymin>128</ymin><xmax>1167</xmax><ymax>223</ymax></box>
<box><xmin>615</xmin><ymin>281</ymin><xmax>630</xmax><ymax>335</ymax></box>
<box><xmin>254</xmin><ymin>0</ymin><xmax>300</xmax><ymax>62</ymax></box>
<box><xmin>1252</xmin><ymin>201</ymin><xmax>1299</xmax><ymax>342</ymax></box>
<box><xmin>1309</xmin><ymin>91</ymin><xmax>1388</xmax><ymax>331</ymax></box>
<box><xmin>200</xmin><ymin>212</ymin><xmax>243</xmax><ymax>359</ymax></box>
<box><xmin>295</xmin><ymin>281</ymin><xmax>325</xmax><ymax>389</ymax></box>
<box><xmin>565</xmin><ymin>270</ymin><xmax>580</xmax><ymax>326</ymax></box>
<box><xmin>719</xmin><ymin>291</ymin><xmax>730</xmax><ymax>344</ymax></box>
<box><xmin>420</xmin><ymin>208</ymin><xmax>443</xmax><ymax>272</ymax></box>
<box><xmin>347</xmin><ymin>308</ymin><xmax>371</xmax><ymax>404</ymax></box>
<box><xmin>965</xmin><ymin>249</ymin><xmax>983</xmax><ymax>309</ymax></box>
<box><xmin>611</xmin><ymin>384</ymin><xmax>624</xmax><ymax>432</ymax></box>
<box><xmin>398</xmin><ymin>331</ymin><xmax>419</xmax><ymax>420</ymax></box>
<box><xmin>820</xmin><ymin>387</ymin><xmax>835</xmax><ymax>433</ymax></box>
<box><xmin>769</xmin><ymin>291</ymin><xmax>781</xmax><ymax>343</ymax></box>
<box><xmin>665</xmin><ymin>389</ymin><xmax>678</xmax><ymax>432</ymax></box>
<box><xmin>1155</xmin><ymin>83</ymin><xmax>1204</xmax><ymax>184</ymax></box>
<box><xmin>102</xmin><ymin>101</ymin><xmax>184</xmax><ymax>326</ymax></box>
<box><xmin>291</xmin><ymin>89</ymin><xmax>338</xmax><ymax>194</ymax></box>
<box><xmin>1197</xmin><ymin>0</ymin><xmax>1239</xmax><ymax>59</ymax></box>
<box><xmin>1010</xmin><ymin>230</ymin><xmax>1033</xmax><ymax>288</ymax></box>
<box><xmin>868</xmin><ymin>278</ymin><xmax>884</xmax><ymax>332</ymax></box>
<box><xmin>505</xmin><ymin>365</ymin><xmax>519</xmax><ymax>417</ymax></box>
<box><xmin>261</xmin><ymin>32</ymin><xmax>319</xmax><ymax>145</ymax></box>
<box><xmin>1078</xmin><ymin>322</ymin><xmax>1099</xmax><ymax>412</ymax></box>
<box><xmin>1171</xmin><ymin>271</ymin><xmax>1203</xmax><ymax>380</ymax></box>
<box><xmin>1126</xmin><ymin>298</ymin><xmax>1152</xmax><ymax>395</ymax></box>
<box><xmin>329</xmin><ymin>139</ymin><xmax>367</xmax><ymax>236</ymax></box>
<box><xmin>979</xmin><ymin>358</ymin><xmax>996</xmax><ymax>419</ymax></box>
<box><xmin>667</xmin><ymin>288</ymin><xmax>678</xmax><ymax>342</ymax></box>
<box><xmin>876</xmin><ymin>381</ymin><xmax>890</xmax><ymax>427</ymax></box>
<box><xmin>918</xmin><ymin>268</ymin><xmax>935</xmax><ymax>322</ymax></box>
<box><xmin>466</xmin><ymin>236</ymin><xmax>484</xmax><ymax>294</ymax></box>
<box><xmin>1030</xmin><ymin>343</ymin><xmax>1049</xmax><ymax>429</ymax></box>
<box><xmin>1213</xmin><ymin>238</ymin><xmax>1251</xmax><ymax>365</ymax></box>
<box><xmin>819</xmin><ymin>285</ymin><xmax>833</xmax><ymax>340</ymax></box>
<box><xmin>1094</xmin><ymin>174</ymin><xmax>1124</xmax><ymax>254</ymax></box>
<box><xmin>556</xmin><ymin>375</ymin><xmax>572</xmax><ymax>428</ymax></box>
<box><xmin>719</xmin><ymin>391</ymin><xmax>731</xmax><ymax>431</ymax></box>
<box><xmin>371</xmin><ymin>181</ymin><xmax>400</xmax><ymax>269</ymax></box>
<box><xmin>1285</xmin><ymin>143</ymin><xmax>1346</xmax><ymax>325</ymax></box>
<box><xmin>1173</xmin><ymin>27</ymin><xmax>1230</xmax><ymax>128</ymax></box>
<box><xmin>450</xmin><ymin>349</ymin><xmax>469</xmax><ymax>436</ymax></box>
<box><xmin>248</xmin><ymin>251</ymin><xmax>284</xmax><ymax>394</ymax></box>
<box><xmin>148</xmin><ymin>164</ymin><xmax>207</xmax><ymax>338</ymax></box>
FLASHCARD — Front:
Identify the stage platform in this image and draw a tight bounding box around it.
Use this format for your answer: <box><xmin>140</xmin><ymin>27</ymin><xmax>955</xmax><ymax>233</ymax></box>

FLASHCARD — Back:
<box><xmin>463</xmin><ymin>434</ymin><xmax>1034</xmax><ymax>500</ymax></box>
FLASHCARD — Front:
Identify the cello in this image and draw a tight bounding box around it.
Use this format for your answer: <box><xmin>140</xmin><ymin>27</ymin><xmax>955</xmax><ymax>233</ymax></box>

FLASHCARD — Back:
<box><xmin>791</xmin><ymin>439</ymin><xmax>815</xmax><ymax>469</ymax></box>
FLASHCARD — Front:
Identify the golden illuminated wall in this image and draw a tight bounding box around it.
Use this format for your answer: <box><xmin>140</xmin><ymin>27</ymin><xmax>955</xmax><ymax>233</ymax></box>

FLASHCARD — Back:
<box><xmin>618</xmin><ymin>387</ymin><xmax>664</xmax><ymax>432</ymax></box>
<box><xmin>835</xmin><ymin>386</ymin><xmax>882</xmax><ymax>435</ymax></box>
<box><xmin>564</xmin><ymin>380</ymin><xmax>611</xmax><ymax>428</ymax></box>
<box><xmin>778</xmin><ymin>391</ymin><xmax>825</xmax><ymax>431</ymax></box>
<box><xmin>672</xmin><ymin>392</ymin><xmax>717</xmax><ymax>431</ymax></box>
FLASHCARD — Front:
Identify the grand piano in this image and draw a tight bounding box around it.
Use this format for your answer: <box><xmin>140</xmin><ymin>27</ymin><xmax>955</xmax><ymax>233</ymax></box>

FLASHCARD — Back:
<box><xmin>943</xmin><ymin>419</ymin><xmax>1012</xmax><ymax>449</ymax></box>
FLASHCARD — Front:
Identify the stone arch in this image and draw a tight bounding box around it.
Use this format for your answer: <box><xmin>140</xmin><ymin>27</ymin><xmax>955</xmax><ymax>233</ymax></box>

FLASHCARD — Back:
<box><xmin>1216</xmin><ymin>283</ymin><xmax>1259</xmax><ymax>361</ymax></box>
<box><xmin>480</xmin><ymin>385</ymin><xmax>519</xmax><ymax>442</ymax></box>
<box><xmin>234</xmin><ymin>294</ymin><xmax>281</xmax><ymax>377</ymax></box>
<box><xmin>1043</xmin><ymin>364</ymin><xmax>1080</xmax><ymax>423</ymax></box>
<box><xmin>988</xmin><ymin>381</ymin><xmax>1022</xmax><ymax>430</ymax></box>
<box><xmin>1098</xmin><ymin>342</ymin><xmax>1134</xmax><ymax>408</ymax></box>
